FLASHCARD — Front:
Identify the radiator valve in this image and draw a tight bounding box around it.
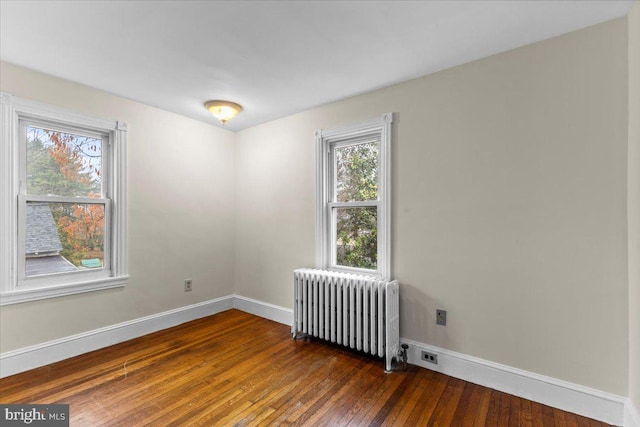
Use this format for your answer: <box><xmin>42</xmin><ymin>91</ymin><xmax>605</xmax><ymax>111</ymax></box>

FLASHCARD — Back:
<box><xmin>398</xmin><ymin>343</ymin><xmax>409</xmax><ymax>371</ymax></box>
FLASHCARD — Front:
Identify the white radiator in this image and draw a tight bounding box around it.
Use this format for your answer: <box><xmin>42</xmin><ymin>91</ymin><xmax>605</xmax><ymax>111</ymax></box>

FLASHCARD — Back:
<box><xmin>292</xmin><ymin>268</ymin><xmax>400</xmax><ymax>372</ymax></box>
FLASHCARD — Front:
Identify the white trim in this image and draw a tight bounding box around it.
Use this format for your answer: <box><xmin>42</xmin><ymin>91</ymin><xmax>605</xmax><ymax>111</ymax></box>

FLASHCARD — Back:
<box><xmin>626</xmin><ymin>400</ymin><xmax>640</xmax><ymax>427</ymax></box>
<box><xmin>314</xmin><ymin>129</ymin><xmax>328</xmax><ymax>270</ymax></box>
<box><xmin>0</xmin><ymin>93</ymin><xmax>128</xmax><ymax>303</ymax></box>
<box><xmin>6</xmin><ymin>95</ymin><xmax>118</xmax><ymax>131</ymax></box>
<box><xmin>314</xmin><ymin>113</ymin><xmax>393</xmax><ymax>279</ymax></box>
<box><xmin>319</xmin><ymin>113</ymin><xmax>392</xmax><ymax>141</ymax></box>
<box><xmin>17</xmin><ymin>195</ymin><xmax>112</xmax><ymax>288</ymax></box>
<box><xmin>401</xmin><ymin>337</ymin><xmax>627</xmax><ymax>426</ymax></box>
<box><xmin>233</xmin><ymin>294</ymin><xmax>293</xmax><ymax>325</ymax></box>
<box><xmin>0</xmin><ymin>295</ymin><xmax>234</xmax><ymax>378</ymax></box>
<box><xmin>0</xmin><ymin>93</ymin><xmax>17</xmax><ymax>296</ymax></box>
<box><xmin>233</xmin><ymin>296</ymin><xmax>628</xmax><ymax>425</ymax></box>
<box><xmin>111</xmin><ymin>120</ymin><xmax>128</xmax><ymax>279</ymax></box>
<box><xmin>0</xmin><ymin>276</ymin><xmax>128</xmax><ymax>306</ymax></box>
<box><xmin>0</xmin><ymin>92</ymin><xmax>17</xmax><ymax>293</ymax></box>
<box><xmin>219</xmin><ymin>296</ymin><xmax>636</xmax><ymax>425</ymax></box>
<box><xmin>0</xmin><ymin>294</ymin><xmax>633</xmax><ymax>426</ymax></box>
<box><xmin>20</xmin><ymin>195</ymin><xmax>110</xmax><ymax>205</ymax></box>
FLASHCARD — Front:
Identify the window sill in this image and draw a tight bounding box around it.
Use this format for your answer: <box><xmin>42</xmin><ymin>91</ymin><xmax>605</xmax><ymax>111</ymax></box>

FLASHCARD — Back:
<box><xmin>0</xmin><ymin>275</ymin><xmax>128</xmax><ymax>306</ymax></box>
<box><xmin>328</xmin><ymin>265</ymin><xmax>383</xmax><ymax>278</ymax></box>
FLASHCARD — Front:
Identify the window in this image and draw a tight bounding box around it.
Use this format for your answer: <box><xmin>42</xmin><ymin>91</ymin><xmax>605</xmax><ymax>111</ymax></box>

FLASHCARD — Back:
<box><xmin>0</xmin><ymin>93</ymin><xmax>128</xmax><ymax>305</ymax></box>
<box><xmin>315</xmin><ymin>113</ymin><xmax>392</xmax><ymax>279</ymax></box>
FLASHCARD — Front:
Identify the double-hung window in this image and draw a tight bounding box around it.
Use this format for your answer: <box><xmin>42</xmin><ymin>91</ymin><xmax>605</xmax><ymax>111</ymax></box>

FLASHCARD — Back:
<box><xmin>315</xmin><ymin>113</ymin><xmax>392</xmax><ymax>279</ymax></box>
<box><xmin>1</xmin><ymin>93</ymin><xmax>128</xmax><ymax>305</ymax></box>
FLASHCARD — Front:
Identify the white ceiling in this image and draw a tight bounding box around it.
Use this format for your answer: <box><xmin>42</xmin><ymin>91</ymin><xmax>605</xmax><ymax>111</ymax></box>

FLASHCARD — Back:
<box><xmin>0</xmin><ymin>0</ymin><xmax>634</xmax><ymax>131</ymax></box>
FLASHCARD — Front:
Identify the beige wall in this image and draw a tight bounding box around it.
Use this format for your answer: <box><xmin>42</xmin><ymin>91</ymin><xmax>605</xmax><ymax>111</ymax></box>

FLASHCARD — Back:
<box><xmin>0</xmin><ymin>13</ymin><xmax>635</xmax><ymax>400</ymax></box>
<box><xmin>235</xmin><ymin>18</ymin><xmax>630</xmax><ymax>395</ymax></box>
<box><xmin>628</xmin><ymin>1</ymin><xmax>640</xmax><ymax>412</ymax></box>
<box><xmin>0</xmin><ymin>62</ymin><xmax>236</xmax><ymax>352</ymax></box>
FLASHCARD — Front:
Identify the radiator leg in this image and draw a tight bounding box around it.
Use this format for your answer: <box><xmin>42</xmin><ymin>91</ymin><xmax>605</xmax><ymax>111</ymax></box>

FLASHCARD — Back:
<box><xmin>292</xmin><ymin>331</ymin><xmax>308</xmax><ymax>340</ymax></box>
<box><xmin>385</xmin><ymin>356</ymin><xmax>395</xmax><ymax>373</ymax></box>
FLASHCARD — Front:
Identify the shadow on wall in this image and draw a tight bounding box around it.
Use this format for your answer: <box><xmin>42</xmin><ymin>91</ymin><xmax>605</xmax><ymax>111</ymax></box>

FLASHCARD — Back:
<box><xmin>399</xmin><ymin>282</ymin><xmax>451</xmax><ymax>348</ymax></box>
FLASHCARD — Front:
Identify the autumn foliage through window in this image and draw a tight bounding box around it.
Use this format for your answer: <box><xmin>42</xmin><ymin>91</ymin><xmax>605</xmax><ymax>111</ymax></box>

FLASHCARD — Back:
<box><xmin>25</xmin><ymin>125</ymin><xmax>106</xmax><ymax>274</ymax></box>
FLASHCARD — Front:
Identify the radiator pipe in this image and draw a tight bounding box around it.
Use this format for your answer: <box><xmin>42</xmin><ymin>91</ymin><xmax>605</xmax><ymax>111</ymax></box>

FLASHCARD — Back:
<box><xmin>399</xmin><ymin>344</ymin><xmax>409</xmax><ymax>371</ymax></box>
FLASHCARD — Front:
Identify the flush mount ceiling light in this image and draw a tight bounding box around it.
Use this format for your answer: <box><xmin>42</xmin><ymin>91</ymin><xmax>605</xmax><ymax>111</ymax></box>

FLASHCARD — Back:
<box><xmin>205</xmin><ymin>100</ymin><xmax>243</xmax><ymax>125</ymax></box>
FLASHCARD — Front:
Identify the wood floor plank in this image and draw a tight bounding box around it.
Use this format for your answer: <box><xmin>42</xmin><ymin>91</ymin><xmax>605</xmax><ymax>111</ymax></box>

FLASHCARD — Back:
<box><xmin>553</xmin><ymin>406</ymin><xmax>569</xmax><ymax>427</ymax></box>
<box><xmin>343</xmin><ymin>371</ymin><xmax>404</xmax><ymax>426</ymax></box>
<box><xmin>426</xmin><ymin>376</ymin><xmax>466</xmax><ymax>426</ymax></box>
<box><xmin>509</xmin><ymin>393</ymin><xmax>522</xmax><ymax>427</ymax></box>
<box><xmin>562</xmin><ymin>411</ymin><xmax>582</xmax><ymax>427</ymax></box>
<box><xmin>519</xmin><ymin>397</ymin><xmax>534</xmax><ymax>427</ymax></box>
<box><xmin>542</xmin><ymin>402</ymin><xmax>557</xmax><ymax>427</ymax></box>
<box><xmin>265</xmin><ymin>354</ymin><xmax>362</xmax><ymax>424</ymax></box>
<box><xmin>527</xmin><ymin>401</ymin><xmax>543</xmax><ymax>427</ymax></box>
<box><xmin>294</xmin><ymin>360</ymin><xmax>381</xmax><ymax>425</ymax></box>
<box><xmin>367</xmin><ymin>369</ymin><xmax>415</xmax><ymax>426</ymax></box>
<box><xmin>0</xmin><ymin>310</ymin><xmax>614</xmax><ymax>426</ymax></box>
<box><xmin>472</xmin><ymin>384</ymin><xmax>493</xmax><ymax>427</ymax></box>
<box><xmin>404</xmin><ymin>369</ymin><xmax>449</xmax><ymax>425</ymax></box>
<box><xmin>379</xmin><ymin>367</ymin><xmax>434</xmax><ymax>426</ymax></box>
<box><xmin>449</xmin><ymin>382</ymin><xmax>478</xmax><ymax>425</ymax></box>
<box><xmin>485</xmin><ymin>390</ymin><xmax>501</xmax><ymax>427</ymax></box>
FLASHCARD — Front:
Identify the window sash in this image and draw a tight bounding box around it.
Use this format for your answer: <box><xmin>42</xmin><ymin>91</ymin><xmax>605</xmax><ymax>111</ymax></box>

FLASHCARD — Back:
<box><xmin>328</xmin><ymin>201</ymin><xmax>378</xmax><ymax>209</ymax></box>
<box><xmin>20</xmin><ymin>118</ymin><xmax>110</xmax><ymax>198</ymax></box>
<box><xmin>17</xmin><ymin>195</ymin><xmax>112</xmax><ymax>287</ymax></box>
<box><xmin>329</xmin><ymin>201</ymin><xmax>380</xmax><ymax>273</ymax></box>
<box><xmin>329</xmin><ymin>139</ymin><xmax>381</xmax><ymax>272</ymax></box>
<box><xmin>329</xmin><ymin>137</ymin><xmax>380</xmax><ymax>204</ymax></box>
<box><xmin>18</xmin><ymin>117</ymin><xmax>112</xmax><ymax>282</ymax></box>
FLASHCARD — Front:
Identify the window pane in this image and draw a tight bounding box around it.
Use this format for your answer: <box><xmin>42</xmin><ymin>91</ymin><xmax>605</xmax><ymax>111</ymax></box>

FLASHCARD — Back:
<box><xmin>25</xmin><ymin>201</ymin><xmax>105</xmax><ymax>277</ymax></box>
<box><xmin>26</xmin><ymin>126</ymin><xmax>102</xmax><ymax>197</ymax></box>
<box><xmin>335</xmin><ymin>141</ymin><xmax>378</xmax><ymax>202</ymax></box>
<box><xmin>335</xmin><ymin>206</ymin><xmax>377</xmax><ymax>269</ymax></box>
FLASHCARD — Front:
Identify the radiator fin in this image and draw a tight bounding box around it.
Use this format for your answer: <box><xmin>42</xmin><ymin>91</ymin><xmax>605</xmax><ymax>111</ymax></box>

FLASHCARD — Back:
<box><xmin>292</xmin><ymin>268</ymin><xmax>400</xmax><ymax>371</ymax></box>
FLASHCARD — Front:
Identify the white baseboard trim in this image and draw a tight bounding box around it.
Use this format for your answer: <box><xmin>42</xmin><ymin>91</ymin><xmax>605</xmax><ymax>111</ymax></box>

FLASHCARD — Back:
<box><xmin>228</xmin><ymin>296</ymin><xmax>631</xmax><ymax>425</ymax></box>
<box><xmin>401</xmin><ymin>338</ymin><xmax>627</xmax><ymax>426</ymax></box>
<box><xmin>626</xmin><ymin>399</ymin><xmax>640</xmax><ymax>427</ymax></box>
<box><xmin>0</xmin><ymin>295</ymin><xmax>234</xmax><ymax>378</ymax></box>
<box><xmin>232</xmin><ymin>294</ymin><xmax>293</xmax><ymax>326</ymax></box>
<box><xmin>0</xmin><ymin>294</ymin><xmax>633</xmax><ymax>427</ymax></box>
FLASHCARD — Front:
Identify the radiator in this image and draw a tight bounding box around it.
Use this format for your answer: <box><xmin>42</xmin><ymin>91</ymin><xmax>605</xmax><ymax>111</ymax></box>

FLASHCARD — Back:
<box><xmin>292</xmin><ymin>268</ymin><xmax>400</xmax><ymax>372</ymax></box>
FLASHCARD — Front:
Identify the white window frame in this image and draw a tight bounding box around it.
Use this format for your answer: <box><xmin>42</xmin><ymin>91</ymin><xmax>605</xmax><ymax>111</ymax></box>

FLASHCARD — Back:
<box><xmin>315</xmin><ymin>113</ymin><xmax>392</xmax><ymax>279</ymax></box>
<box><xmin>0</xmin><ymin>92</ymin><xmax>128</xmax><ymax>305</ymax></box>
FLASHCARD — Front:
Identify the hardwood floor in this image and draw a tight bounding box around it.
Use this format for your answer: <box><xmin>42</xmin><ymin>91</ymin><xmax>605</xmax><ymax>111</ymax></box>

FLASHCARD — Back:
<box><xmin>0</xmin><ymin>309</ymin><xmax>611</xmax><ymax>426</ymax></box>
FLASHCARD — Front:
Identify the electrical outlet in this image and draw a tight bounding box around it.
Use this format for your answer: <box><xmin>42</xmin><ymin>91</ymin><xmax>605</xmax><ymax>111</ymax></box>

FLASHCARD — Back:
<box><xmin>422</xmin><ymin>351</ymin><xmax>438</xmax><ymax>364</ymax></box>
<box><xmin>184</xmin><ymin>279</ymin><xmax>193</xmax><ymax>292</ymax></box>
<box><xmin>436</xmin><ymin>309</ymin><xmax>447</xmax><ymax>326</ymax></box>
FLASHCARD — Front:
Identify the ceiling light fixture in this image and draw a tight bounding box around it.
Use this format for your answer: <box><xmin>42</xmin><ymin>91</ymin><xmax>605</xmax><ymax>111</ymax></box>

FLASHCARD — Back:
<box><xmin>205</xmin><ymin>100</ymin><xmax>243</xmax><ymax>125</ymax></box>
